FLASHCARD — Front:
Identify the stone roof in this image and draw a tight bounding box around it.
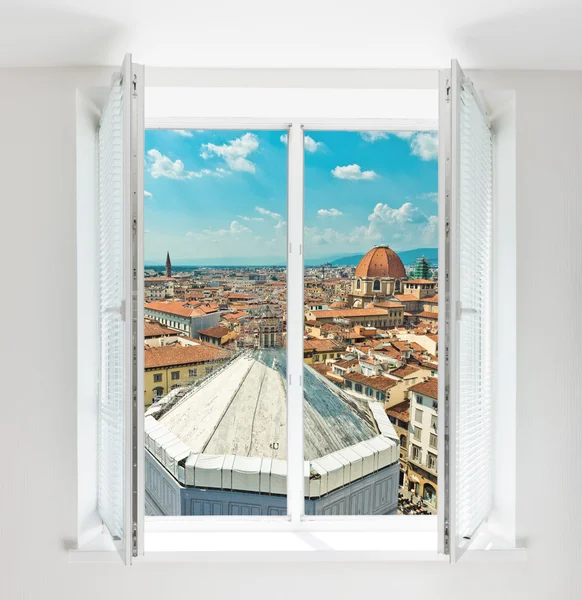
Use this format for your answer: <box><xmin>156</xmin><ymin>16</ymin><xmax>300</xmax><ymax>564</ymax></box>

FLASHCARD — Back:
<box><xmin>159</xmin><ymin>349</ymin><xmax>380</xmax><ymax>461</ymax></box>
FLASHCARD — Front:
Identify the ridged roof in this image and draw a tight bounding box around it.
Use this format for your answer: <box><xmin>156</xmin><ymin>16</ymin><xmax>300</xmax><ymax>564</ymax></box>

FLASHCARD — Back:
<box><xmin>354</xmin><ymin>245</ymin><xmax>406</xmax><ymax>279</ymax></box>
<box><xmin>159</xmin><ymin>348</ymin><xmax>380</xmax><ymax>461</ymax></box>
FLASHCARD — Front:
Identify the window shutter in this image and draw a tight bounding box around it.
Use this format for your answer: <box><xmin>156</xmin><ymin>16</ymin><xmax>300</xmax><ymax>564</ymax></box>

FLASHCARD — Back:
<box><xmin>441</xmin><ymin>60</ymin><xmax>494</xmax><ymax>561</ymax></box>
<box><xmin>97</xmin><ymin>54</ymin><xmax>143</xmax><ymax>563</ymax></box>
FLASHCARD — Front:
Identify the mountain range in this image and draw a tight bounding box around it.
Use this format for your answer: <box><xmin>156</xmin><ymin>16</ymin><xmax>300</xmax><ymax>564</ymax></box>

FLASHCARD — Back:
<box><xmin>324</xmin><ymin>247</ymin><xmax>438</xmax><ymax>268</ymax></box>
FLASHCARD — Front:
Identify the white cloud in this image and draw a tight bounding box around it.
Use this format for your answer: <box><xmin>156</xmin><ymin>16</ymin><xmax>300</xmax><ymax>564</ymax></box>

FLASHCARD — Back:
<box><xmin>410</xmin><ymin>132</ymin><xmax>438</xmax><ymax>160</ymax></box>
<box><xmin>193</xmin><ymin>220</ymin><xmax>252</xmax><ymax>242</ymax></box>
<box><xmin>318</xmin><ymin>208</ymin><xmax>344</xmax><ymax>217</ymax></box>
<box><xmin>304</xmin><ymin>136</ymin><xmax>323</xmax><ymax>153</ymax></box>
<box><xmin>256</xmin><ymin>206</ymin><xmax>285</xmax><ymax>233</ymax></box>
<box><xmin>359</xmin><ymin>131</ymin><xmax>437</xmax><ymax>160</ymax></box>
<box><xmin>173</xmin><ymin>130</ymin><xmax>193</xmax><ymax>137</ymax></box>
<box><xmin>146</xmin><ymin>149</ymin><xmax>227</xmax><ymax>179</ymax></box>
<box><xmin>147</xmin><ymin>149</ymin><xmax>193</xmax><ymax>179</ymax></box>
<box><xmin>144</xmin><ymin>190</ymin><xmax>152</xmax><ymax>198</ymax></box>
<box><xmin>305</xmin><ymin>201</ymin><xmax>438</xmax><ymax>252</ymax></box>
<box><xmin>368</xmin><ymin>202</ymin><xmax>425</xmax><ymax>227</ymax></box>
<box><xmin>418</xmin><ymin>192</ymin><xmax>438</xmax><ymax>203</ymax></box>
<box><xmin>238</xmin><ymin>215</ymin><xmax>264</xmax><ymax>221</ymax></box>
<box><xmin>255</xmin><ymin>206</ymin><xmax>282</xmax><ymax>220</ymax></box>
<box><xmin>394</xmin><ymin>131</ymin><xmax>415</xmax><ymax>140</ymax></box>
<box><xmin>331</xmin><ymin>164</ymin><xmax>378</xmax><ymax>180</ymax></box>
<box><xmin>201</xmin><ymin>132</ymin><xmax>259</xmax><ymax>173</ymax></box>
<box><xmin>360</xmin><ymin>132</ymin><xmax>389</xmax><ymax>142</ymax></box>
<box><xmin>280</xmin><ymin>133</ymin><xmax>322</xmax><ymax>152</ymax></box>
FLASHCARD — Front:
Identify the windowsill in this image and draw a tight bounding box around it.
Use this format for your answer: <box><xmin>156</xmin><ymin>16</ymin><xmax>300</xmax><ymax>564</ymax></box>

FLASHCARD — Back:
<box><xmin>69</xmin><ymin>519</ymin><xmax>526</xmax><ymax>564</ymax></box>
<box><xmin>136</xmin><ymin>530</ymin><xmax>446</xmax><ymax>563</ymax></box>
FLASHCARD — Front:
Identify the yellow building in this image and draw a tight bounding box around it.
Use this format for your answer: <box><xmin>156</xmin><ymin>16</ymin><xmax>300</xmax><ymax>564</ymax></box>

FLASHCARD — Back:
<box><xmin>144</xmin><ymin>343</ymin><xmax>230</xmax><ymax>406</ymax></box>
<box><xmin>303</xmin><ymin>339</ymin><xmax>347</xmax><ymax>364</ymax></box>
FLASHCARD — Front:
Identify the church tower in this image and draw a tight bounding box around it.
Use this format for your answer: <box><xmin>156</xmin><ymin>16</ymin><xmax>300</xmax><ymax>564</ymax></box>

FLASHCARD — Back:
<box><xmin>165</xmin><ymin>252</ymin><xmax>172</xmax><ymax>278</ymax></box>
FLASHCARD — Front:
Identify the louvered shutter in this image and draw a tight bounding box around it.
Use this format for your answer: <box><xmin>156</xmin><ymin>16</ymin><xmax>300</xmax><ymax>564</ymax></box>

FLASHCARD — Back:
<box><xmin>441</xmin><ymin>60</ymin><xmax>494</xmax><ymax>561</ymax></box>
<box><xmin>97</xmin><ymin>54</ymin><xmax>143</xmax><ymax>563</ymax></box>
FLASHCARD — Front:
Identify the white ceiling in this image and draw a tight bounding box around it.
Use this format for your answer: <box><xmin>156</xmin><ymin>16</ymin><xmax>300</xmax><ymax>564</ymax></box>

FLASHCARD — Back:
<box><xmin>2</xmin><ymin>0</ymin><xmax>582</xmax><ymax>70</ymax></box>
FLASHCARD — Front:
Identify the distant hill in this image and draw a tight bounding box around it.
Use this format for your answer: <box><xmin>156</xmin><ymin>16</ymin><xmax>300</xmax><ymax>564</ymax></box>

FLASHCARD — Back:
<box><xmin>329</xmin><ymin>248</ymin><xmax>438</xmax><ymax>267</ymax></box>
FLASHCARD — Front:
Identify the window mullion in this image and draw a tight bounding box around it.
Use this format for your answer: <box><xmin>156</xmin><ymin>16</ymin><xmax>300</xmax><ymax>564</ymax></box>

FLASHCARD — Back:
<box><xmin>286</xmin><ymin>123</ymin><xmax>305</xmax><ymax>524</ymax></box>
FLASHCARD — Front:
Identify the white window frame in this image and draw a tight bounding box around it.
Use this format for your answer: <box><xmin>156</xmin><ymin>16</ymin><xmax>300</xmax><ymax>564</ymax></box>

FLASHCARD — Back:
<box><xmin>72</xmin><ymin>66</ymin><xmax>521</xmax><ymax>565</ymax></box>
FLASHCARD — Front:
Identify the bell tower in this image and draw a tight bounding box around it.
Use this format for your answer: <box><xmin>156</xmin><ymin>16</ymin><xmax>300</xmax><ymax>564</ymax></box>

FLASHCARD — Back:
<box><xmin>165</xmin><ymin>251</ymin><xmax>172</xmax><ymax>278</ymax></box>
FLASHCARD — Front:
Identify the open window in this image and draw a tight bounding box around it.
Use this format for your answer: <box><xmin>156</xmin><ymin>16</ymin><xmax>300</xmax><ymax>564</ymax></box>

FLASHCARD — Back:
<box><xmin>78</xmin><ymin>59</ymin><xmax>517</xmax><ymax>564</ymax></box>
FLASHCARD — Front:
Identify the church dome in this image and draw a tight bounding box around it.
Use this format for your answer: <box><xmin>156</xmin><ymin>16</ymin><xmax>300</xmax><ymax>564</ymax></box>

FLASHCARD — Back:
<box><xmin>354</xmin><ymin>245</ymin><xmax>406</xmax><ymax>279</ymax></box>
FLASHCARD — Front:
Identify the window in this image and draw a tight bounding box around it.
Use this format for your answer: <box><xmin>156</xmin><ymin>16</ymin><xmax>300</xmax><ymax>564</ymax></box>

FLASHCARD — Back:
<box><xmin>400</xmin><ymin>434</ymin><xmax>407</xmax><ymax>448</ymax></box>
<box><xmin>427</xmin><ymin>452</ymin><xmax>437</xmax><ymax>471</ymax></box>
<box><xmin>373</xmin><ymin>279</ymin><xmax>381</xmax><ymax>291</ymax></box>
<box><xmin>411</xmin><ymin>445</ymin><xmax>421</xmax><ymax>462</ymax></box>
<box><xmin>431</xmin><ymin>415</ymin><xmax>438</xmax><ymax>430</ymax></box>
<box><xmin>415</xmin><ymin>408</ymin><xmax>423</xmax><ymax>423</ymax></box>
<box><xmin>143</xmin><ymin>126</ymin><xmax>288</xmax><ymax>517</ymax></box>
<box><xmin>429</xmin><ymin>433</ymin><xmax>438</xmax><ymax>449</ymax></box>
<box><xmin>153</xmin><ymin>373</ymin><xmax>162</xmax><ymax>383</ymax></box>
<box><xmin>85</xmin><ymin>60</ymin><xmax>506</xmax><ymax>563</ymax></box>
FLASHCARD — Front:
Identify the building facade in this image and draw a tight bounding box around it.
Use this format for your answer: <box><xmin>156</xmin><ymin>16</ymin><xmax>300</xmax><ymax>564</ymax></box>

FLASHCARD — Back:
<box><xmin>144</xmin><ymin>343</ymin><xmax>230</xmax><ymax>406</ymax></box>
<box><xmin>144</xmin><ymin>300</ymin><xmax>222</xmax><ymax>338</ymax></box>
<box><xmin>407</xmin><ymin>378</ymin><xmax>438</xmax><ymax>509</ymax></box>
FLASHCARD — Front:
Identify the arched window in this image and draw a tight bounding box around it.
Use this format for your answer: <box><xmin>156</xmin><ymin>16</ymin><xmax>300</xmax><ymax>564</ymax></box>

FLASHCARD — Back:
<box><xmin>395</xmin><ymin>280</ymin><xmax>401</xmax><ymax>292</ymax></box>
<box><xmin>373</xmin><ymin>279</ymin><xmax>381</xmax><ymax>291</ymax></box>
<box><xmin>423</xmin><ymin>483</ymin><xmax>437</xmax><ymax>505</ymax></box>
<box><xmin>400</xmin><ymin>434</ymin><xmax>406</xmax><ymax>448</ymax></box>
<box><xmin>356</xmin><ymin>279</ymin><xmax>361</xmax><ymax>290</ymax></box>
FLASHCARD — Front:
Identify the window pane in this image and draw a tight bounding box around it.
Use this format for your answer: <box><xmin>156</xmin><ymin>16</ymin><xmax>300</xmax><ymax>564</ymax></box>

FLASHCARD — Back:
<box><xmin>303</xmin><ymin>129</ymin><xmax>438</xmax><ymax>516</ymax></box>
<box><xmin>143</xmin><ymin>129</ymin><xmax>288</xmax><ymax>516</ymax></box>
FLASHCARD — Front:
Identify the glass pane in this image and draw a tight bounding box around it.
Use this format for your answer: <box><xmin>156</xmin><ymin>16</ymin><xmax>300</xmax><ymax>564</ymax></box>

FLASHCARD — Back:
<box><xmin>303</xmin><ymin>130</ymin><xmax>438</xmax><ymax>515</ymax></box>
<box><xmin>143</xmin><ymin>129</ymin><xmax>288</xmax><ymax>516</ymax></box>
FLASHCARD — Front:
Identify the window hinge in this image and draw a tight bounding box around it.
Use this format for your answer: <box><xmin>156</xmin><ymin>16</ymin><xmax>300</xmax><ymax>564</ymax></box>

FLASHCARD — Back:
<box><xmin>132</xmin><ymin>523</ymin><xmax>138</xmax><ymax>557</ymax></box>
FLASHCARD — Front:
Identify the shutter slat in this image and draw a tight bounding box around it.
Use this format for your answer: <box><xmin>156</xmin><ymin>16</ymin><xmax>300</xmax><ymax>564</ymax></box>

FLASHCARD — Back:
<box><xmin>97</xmin><ymin>73</ymin><xmax>125</xmax><ymax>540</ymax></box>
<box><xmin>456</xmin><ymin>82</ymin><xmax>494</xmax><ymax>540</ymax></box>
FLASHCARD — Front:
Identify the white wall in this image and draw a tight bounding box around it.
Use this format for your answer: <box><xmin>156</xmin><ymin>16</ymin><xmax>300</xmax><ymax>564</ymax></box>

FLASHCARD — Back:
<box><xmin>0</xmin><ymin>68</ymin><xmax>581</xmax><ymax>599</ymax></box>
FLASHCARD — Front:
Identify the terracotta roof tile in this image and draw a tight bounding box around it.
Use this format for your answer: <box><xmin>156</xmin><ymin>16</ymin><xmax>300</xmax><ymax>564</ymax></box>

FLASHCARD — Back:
<box><xmin>386</xmin><ymin>400</ymin><xmax>410</xmax><ymax>421</ymax></box>
<box><xmin>309</xmin><ymin>307</ymin><xmax>389</xmax><ymax>319</ymax></box>
<box><xmin>354</xmin><ymin>246</ymin><xmax>406</xmax><ymax>279</ymax></box>
<box><xmin>417</xmin><ymin>311</ymin><xmax>439</xmax><ymax>319</ymax></box>
<box><xmin>409</xmin><ymin>377</ymin><xmax>439</xmax><ymax>400</ymax></box>
<box><xmin>344</xmin><ymin>372</ymin><xmax>398</xmax><ymax>392</ymax></box>
<box><xmin>144</xmin><ymin>320</ymin><xmax>178</xmax><ymax>338</ymax></box>
<box><xmin>144</xmin><ymin>344</ymin><xmax>230</xmax><ymax>369</ymax></box>
<box><xmin>198</xmin><ymin>325</ymin><xmax>231</xmax><ymax>338</ymax></box>
<box><xmin>389</xmin><ymin>364</ymin><xmax>422</xmax><ymax>379</ymax></box>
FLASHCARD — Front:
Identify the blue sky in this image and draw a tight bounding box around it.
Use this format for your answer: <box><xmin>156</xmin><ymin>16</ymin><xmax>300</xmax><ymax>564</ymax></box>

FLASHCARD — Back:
<box><xmin>144</xmin><ymin>129</ymin><xmax>438</xmax><ymax>265</ymax></box>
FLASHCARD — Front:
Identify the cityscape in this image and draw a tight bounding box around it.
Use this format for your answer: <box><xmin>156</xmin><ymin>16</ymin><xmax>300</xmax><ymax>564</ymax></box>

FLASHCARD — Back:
<box><xmin>142</xmin><ymin>129</ymin><xmax>438</xmax><ymax>517</ymax></box>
